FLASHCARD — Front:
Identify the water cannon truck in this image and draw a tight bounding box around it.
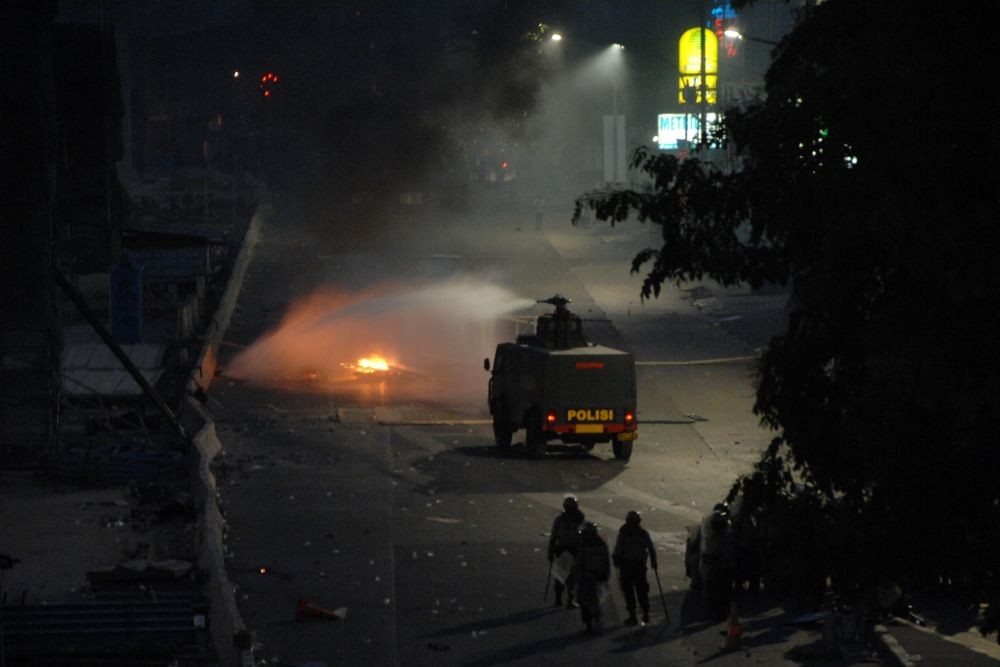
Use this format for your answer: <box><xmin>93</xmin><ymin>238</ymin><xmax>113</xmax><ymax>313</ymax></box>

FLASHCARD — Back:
<box><xmin>483</xmin><ymin>295</ymin><xmax>637</xmax><ymax>460</ymax></box>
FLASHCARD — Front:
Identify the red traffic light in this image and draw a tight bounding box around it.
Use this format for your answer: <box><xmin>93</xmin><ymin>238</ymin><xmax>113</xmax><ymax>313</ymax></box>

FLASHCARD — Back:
<box><xmin>260</xmin><ymin>72</ymin><xmax>279</xmax><ymax>98</ymax></box>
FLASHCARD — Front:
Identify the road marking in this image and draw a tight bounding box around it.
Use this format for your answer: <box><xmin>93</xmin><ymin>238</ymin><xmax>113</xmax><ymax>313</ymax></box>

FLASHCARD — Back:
<box><xmin>378</xmin><ymin>419</ymin><xmax>491</xmax><ymax>426</ymax></box>
<box><xmin>639</xmin><ymin>419</ymin><xmax>697</xmax><ymax>425</ymax></box>
<box><xmin>637</xmin><ymin>356</ymin><xmax>757</xmax><ymax>367</ymax></box>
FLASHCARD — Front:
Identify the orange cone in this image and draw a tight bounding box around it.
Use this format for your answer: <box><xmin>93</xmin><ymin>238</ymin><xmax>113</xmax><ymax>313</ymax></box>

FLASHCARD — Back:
<box><xmin>296</xmin><ymin>598</ymin><xmax>345</xmax><ymax>621</ymax></box>
<box><xmin>724</xmin><ymin>601</ymin><xmax>743</xmax><ymax>650</ymax></box>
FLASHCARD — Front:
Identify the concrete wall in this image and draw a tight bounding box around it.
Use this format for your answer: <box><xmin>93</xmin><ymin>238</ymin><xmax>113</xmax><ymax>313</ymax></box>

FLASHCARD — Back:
<box><xmin>183</xmin><ymin>198</ymin><xmax>269</xmax><ymax>666</ymax></box>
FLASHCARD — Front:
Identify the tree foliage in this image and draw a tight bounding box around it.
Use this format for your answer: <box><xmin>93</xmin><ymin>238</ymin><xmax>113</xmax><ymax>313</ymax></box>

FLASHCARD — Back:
<box><xmin>576</xmin><ymin>0</ymin><xmax>1000</xmax><ymax>621</ymax></box>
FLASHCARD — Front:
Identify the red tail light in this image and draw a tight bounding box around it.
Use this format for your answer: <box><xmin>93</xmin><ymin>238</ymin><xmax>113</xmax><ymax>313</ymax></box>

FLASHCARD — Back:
<box><xmin>624</xmin><ymin>411</ymin><xmax>634</xmax><ymax>424</ymax></box>
<box><xmin>546</xmin><ymin>411</ymin><xmax>557</xmax><ymax>424</ymax></box>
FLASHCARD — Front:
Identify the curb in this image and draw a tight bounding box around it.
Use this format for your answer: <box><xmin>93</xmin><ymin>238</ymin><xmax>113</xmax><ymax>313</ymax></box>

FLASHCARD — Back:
<box><xmin>876</xmin><ymin>616</ymin><xmax>1000</xmax><ymax>667</ymax></box>
<box><xmin>873</xmin><ymin>624</ymin><xmax>918</xmax><ymax>667</ymax></box>
<box><xmin>183</xmin><ymin>199</ymin><xmax>270</xmax><ymax>667</ymax></box>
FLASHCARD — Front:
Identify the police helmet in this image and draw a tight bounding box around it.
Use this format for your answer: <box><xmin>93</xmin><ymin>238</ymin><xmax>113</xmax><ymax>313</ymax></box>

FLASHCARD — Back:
<box><xmin>626</xmin><ymin>510</ymin><xmax>641</xmax><ymax>525</ymax></box>
<box><xmin>709</xmin><ymin>502</ymin><xmax>730</xmax><ymax>528</ymax></box>
<box><xmin>579</xmin><ymin>521</ymin><xmax>598</xmax><ymax>537</ymax></box>
<box><xmin>562</xmin><ymin>495</ymin><xmax>579</xmax><ymax>511</ymax></box>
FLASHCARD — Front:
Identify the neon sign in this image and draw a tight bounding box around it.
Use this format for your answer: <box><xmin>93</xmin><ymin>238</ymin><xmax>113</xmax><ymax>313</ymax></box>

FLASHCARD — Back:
<box><xmin>710</xmin><ymin>2</ymin><xmax>738</xmax><ymax>57</ymax></box>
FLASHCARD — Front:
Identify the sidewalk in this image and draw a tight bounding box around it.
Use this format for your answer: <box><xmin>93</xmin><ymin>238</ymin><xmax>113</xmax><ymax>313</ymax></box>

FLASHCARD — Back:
<box><xmin>877</xmin><ymin>608</ymin><xmax>1000</xmax><ymax>666</ymax></box>
<box><xmin>673</xmin><ymin>596</ymin><xmax>878</xmax><ymax>667</ymax></box>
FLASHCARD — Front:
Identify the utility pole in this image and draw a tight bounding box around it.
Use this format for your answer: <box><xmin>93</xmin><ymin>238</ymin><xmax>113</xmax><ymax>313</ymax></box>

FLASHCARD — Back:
<box><xmin>699</xmin><ymin>0</ymin><xmax>707</xmax><ymax>148</ymax></box>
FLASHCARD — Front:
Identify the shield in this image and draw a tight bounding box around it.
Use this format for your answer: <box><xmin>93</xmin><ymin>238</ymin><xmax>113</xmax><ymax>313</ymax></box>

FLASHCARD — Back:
<box><xmin>552</xmin><ymin>551</ymin><xmax>575</xmax><ymax>584</ymax></box>
<box><xmin>597</xmin><ymin>581</ymin><xmax>611</xmax><ymax>607</ymax></box>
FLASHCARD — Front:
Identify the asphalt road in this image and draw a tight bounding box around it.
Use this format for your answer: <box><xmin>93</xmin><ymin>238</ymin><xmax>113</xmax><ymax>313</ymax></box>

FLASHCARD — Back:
<box><xmin>211</xmin><ymin>197</ymin><xmax>797</xmax><ymax>666</ymax></box>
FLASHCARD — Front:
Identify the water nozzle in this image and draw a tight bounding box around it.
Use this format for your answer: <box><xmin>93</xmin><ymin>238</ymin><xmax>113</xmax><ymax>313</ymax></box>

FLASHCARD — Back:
<box><xmin>538</xmin><ymin>295</ymin><xmax>571</xmax><ymax>312</ymax></box>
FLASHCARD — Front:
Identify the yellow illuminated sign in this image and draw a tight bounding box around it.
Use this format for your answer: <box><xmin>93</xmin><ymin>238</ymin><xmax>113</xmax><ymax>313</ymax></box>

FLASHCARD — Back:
<box><xmin>678</xmin><ymin>28</ymin><xmax>718</xmax><ymax>105</ymax></box>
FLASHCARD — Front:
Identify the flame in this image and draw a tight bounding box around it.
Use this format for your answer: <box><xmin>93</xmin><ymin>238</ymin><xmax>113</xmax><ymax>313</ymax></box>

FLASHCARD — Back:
<box><xmin>357</xmin><ymin>356</ymin><xmax>390</xmax><ymax>373</ymax></box>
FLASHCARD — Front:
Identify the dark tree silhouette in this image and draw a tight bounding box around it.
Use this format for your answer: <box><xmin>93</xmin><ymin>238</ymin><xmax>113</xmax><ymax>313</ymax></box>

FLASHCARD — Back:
<box><xmin>576</xmin><ymin>0</ymin><xmax>1000</xmax><ymax>631</ymax></box>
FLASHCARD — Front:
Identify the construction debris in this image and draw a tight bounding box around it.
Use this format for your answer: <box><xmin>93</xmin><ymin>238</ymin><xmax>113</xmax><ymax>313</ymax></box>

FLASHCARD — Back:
<box><xmin>295</xmin><ymin>598</ymin><xmax>347</xmax><ymax>621</ymax></box>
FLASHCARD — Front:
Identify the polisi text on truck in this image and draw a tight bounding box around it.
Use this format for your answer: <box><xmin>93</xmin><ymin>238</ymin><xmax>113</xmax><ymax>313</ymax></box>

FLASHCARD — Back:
<box><xmin>567</xmin><ymin>409</ymin><xmax>614</xmax><ymax>422</ymax></box>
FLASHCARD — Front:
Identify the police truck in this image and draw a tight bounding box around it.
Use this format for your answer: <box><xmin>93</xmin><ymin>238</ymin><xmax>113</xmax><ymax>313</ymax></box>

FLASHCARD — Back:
<box><xmin>484</xmin><ymin>296</ymin><xmax>638</xmax><ymax>460</ymax></box>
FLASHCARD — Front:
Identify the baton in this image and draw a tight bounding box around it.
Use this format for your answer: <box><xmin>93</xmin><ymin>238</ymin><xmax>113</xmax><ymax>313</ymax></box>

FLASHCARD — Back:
<box><xmin>653</xmin><ymin>565</ymin><xmax>670</xmax><ymax>623</ymax></box>
<box><xmin>543</xmin><ymin>558</ymin><xmax>553</xmax><ymax>601</ymax></box>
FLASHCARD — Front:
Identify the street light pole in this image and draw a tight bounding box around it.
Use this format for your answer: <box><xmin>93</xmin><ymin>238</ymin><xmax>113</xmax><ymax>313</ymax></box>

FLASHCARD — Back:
<box><xmin>699</xmin><ymin>0</ymin><xmax>707</xmax><ymax>147</ymax></box>
<box><xmin>611</xmin><ymin>43</ymin><xmax>625</xmax><ymax>121</ymax></box>
<box><xmin>608</xmin><ymin>44</ymin><xmax>625</xmax><ymax>183</ymax></box>
<box><xmin>613</xmin><ymin>76</ymin><xmax>618</xmax><ymax>120</ymax></box>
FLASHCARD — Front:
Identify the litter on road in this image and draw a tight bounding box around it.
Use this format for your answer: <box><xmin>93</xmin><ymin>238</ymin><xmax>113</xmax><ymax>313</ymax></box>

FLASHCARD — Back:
<box><xmin>295</xmin><ymin>598</ymin><xmax>346</xmax><ymax>621</ymax></box>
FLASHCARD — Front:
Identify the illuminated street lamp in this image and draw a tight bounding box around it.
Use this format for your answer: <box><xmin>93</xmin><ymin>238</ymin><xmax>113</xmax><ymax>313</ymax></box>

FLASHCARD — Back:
<box><xmin>555</xmin><ymin>35</ymin><xmax>625</xmax><ymax>119</ymax></box>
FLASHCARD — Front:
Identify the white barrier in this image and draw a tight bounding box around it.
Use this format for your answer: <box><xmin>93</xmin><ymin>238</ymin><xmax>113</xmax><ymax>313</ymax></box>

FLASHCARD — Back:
<box><xmin>182</xmin><ymin>199</ymin><xmax>269</xmax><ymax>666</ymax></box>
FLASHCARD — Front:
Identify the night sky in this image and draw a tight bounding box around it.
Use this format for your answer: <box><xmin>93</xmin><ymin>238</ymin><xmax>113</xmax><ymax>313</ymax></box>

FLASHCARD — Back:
<box><xmin>50</xmin><ymin>0</ymin><xmax>793</xmax><ymax>200</ymax></box>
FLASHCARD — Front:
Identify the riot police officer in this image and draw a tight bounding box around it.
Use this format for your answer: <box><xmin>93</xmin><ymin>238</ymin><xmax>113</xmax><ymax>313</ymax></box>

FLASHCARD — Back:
<box><xmin>548</xmin><ymin>494</ymin><xmax>585</xmax><ymax>607</ymax></box>
<box><xmin>613</xmin><ymin>510</ymin><xmax>657</xmax><ymax>625</ymax></box>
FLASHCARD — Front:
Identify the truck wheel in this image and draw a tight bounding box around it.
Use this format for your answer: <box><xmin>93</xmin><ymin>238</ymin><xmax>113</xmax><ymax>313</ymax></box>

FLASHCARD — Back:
<box><xmin>612</xmin><ymin>441</ymin><xmax>633</xmax><ymax>461</ymax></box>
<box><xmin>492</xmin><ymin>402</ymin><xmax>513</xmax><ymax>449</ymax></box>
<box><xmin>526</xmin><ymin>423</ymin><xmax>547</xmax><ymax>459</ymax></box>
